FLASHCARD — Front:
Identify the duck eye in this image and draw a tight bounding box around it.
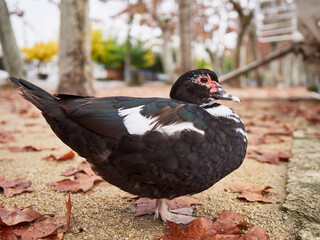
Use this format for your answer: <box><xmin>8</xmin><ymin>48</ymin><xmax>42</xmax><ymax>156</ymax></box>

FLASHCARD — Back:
<box><xmin>200</xmin><ymin>77</ymin><xmax>208</xmax><ymax>83</ymax></box>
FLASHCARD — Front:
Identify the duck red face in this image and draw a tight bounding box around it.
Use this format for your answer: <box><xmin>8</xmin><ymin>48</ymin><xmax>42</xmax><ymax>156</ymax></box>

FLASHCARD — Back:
<box><xmin>193</xmin><ymin>75</ymin><xmax>240</xmax><ymax>103</ymax></box>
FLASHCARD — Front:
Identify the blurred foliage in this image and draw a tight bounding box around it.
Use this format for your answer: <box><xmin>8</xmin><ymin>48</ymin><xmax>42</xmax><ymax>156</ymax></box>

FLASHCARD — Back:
<box><xmin>144</xmin><ymin>54</ymin><xmax>163</xmax><ymax>72</ymax></box>
<box><xmin>22</xmin><ymin>41</ymin><xmax>58</xmax><ymax>62</ymax></box>
<box><xmin>224</xmin><ymin>57</ymin><xmax>233</xmax><ymax>72</ymax></box>
<box><xmin>195</xmin><ymin>59</ymin><xmax>211</xmax><ymax>69</ymax></box>
<box><xmin>91</xmin><ymin>29</ymin><xmax>156</xmax><ymax>70</ymax></box>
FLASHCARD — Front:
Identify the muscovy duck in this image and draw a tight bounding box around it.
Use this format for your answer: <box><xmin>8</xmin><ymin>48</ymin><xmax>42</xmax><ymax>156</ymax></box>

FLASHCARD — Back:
<box><xmin>11</xmin><ymin>69</ymin><xmax>247</xmax><ymax>224</ymax></box>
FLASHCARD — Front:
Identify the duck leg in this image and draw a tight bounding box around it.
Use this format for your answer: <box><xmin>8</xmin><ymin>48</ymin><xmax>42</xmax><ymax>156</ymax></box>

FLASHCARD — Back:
<box><xmin>154</xmin><ymin>199</ymin><xmax>197</xmax><ymax>225</ymax></box>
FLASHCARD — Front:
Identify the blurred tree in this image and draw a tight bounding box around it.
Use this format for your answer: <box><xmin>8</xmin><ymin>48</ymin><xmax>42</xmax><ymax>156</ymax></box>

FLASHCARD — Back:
<box><xmin>176</xmin><ymin>0</ymin><xmax>194</xmax><ymax>75</ymax></box>
<box><xmin>131</xmin><ymin>41</ymin><xmax>156</xmax><ymax>69</ymax></box>
<box><xmin>58</xmin><ymin>0</ymin><xmax>94</xmax><ymax>95</ymax></box>
<box><xmin>22</xmin><ymin>41</ymin><xmax>57</xmax><ymax>74</ymax></box>
<box><xmin>117</xmin><ymin>0</ymin><xmax>178</xmax><ymax>82</ymax></box>
<box><xmin>0</xmin><ymin>0</ymin><xmax>26</xmax><ymax>80</ymax></box>
<box><xmin>194</xmin><ymin>0</ymin><xmax>233</xmax><ymax>76</ymax></box>
<box><xmin>228</xmin><ymin>0</ymin><xmax>254</xmax><ymax>87</ymax></box>
<box><xmin>195</xmin><ymin>59</ymin><xmax>211</xmax><ymax>69</ymax></box>
<box><xmin>248</xmin><ymin>25</ymin><xmax>263</xmax><ymax>86</ymax></box>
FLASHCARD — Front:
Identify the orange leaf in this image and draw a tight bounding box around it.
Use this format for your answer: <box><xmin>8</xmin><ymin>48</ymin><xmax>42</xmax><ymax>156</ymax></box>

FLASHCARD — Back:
<box><xmin>243</xmin><ymin>226</ymin><xmax>270</xmax><ymax>240</ymax></box>
<box><xmin>50</xmin><ymin>173</ymin><xmax>103</xmax><ymax>193</ymax></box>
<box><xmin>0</xmin><ymin>177</ymin><xmax>32</xmax><ymax>197</ymax></box>
<box><xmin>0</xmin><ymin>205</ymin><xmax>43</xmax><ymax>226</ymax></box>
<box><xmin>230</xmin><ymin>182</ymin><xmax>273</xmax><ymax>203</ymax></box>
<box><xmin>43</xmin><ymin>150</ymin><xmax>75</xmax><ymax>161</ymax></box>
<box><xmin>159</xmin><ymin>217</ymin><xmax>214</xmax><ymax>240</ymax></box>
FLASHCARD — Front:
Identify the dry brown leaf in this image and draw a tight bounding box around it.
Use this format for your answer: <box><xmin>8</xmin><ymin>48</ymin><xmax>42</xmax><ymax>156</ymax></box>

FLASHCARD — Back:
<box><xmin>230</xmin><ymin>181</ymin><xmax>273</xmax><ymax>203</ymax></box>
<box><xmin>0</xmin><ymin>205</ymin><xmax>43</xmax><ymax>226</ymax></box>
<box><xmin>249</xmin><ymin>149</ymin><xmax>292</xmax><ymax>165</ymax></box>
<box><xmin>0</xmin><ymin>227</ymin><xmax>18</xmax><ymax>240</ymax></box>
<box><xmin>61</xmin><ymin>161</ymin><xmax>95</xmax><ymax>176</ymax></box>
<box><xmin>249</xmin><ymin>136</ymin><xmax>285</xmax><ymax>146</ymax></box>
<box><xmin>0</xmin><ymin>176</ymin><xmax>32</xmax><ymax>197</ymax></box>
<box><xmin>7</xmin><ymin>145</ymin><xmax>58</xmax><ymax>152</ymax></box>
<box><xmin>160</xmin><ymin>210</ymin><xmax>252</xmax><ymax>240</ymax></box>
<box><xmin>159</xmin><ymin>217</ymin><xmax>214</xmax><ymax>240</ymax></box>
<box><xmin>0</xmin><ymin>197</ymin><xmax>72</xmax><ymax>240</ymax></box>
<box><xmin>0</xmin><ymin>131</ymin><xmax>15</xmax><ymax>143</ymax></box>
<box><xmin>133</xmin><ymin>196</ymin><xmax>203</xmax><ymax>217</ymax></box>
<box><xmin>243</xmin><ymin>226</ymin><xmax>270</xmax><ymax>240</ymax></box>
<box><xmin>51</xmin><ymin>161</ymin><xmax>103</xmax><ymax>193</ymax></box>
<box><xmin>43</xmin><ymin>150</ymin><xmax>75</xmax><ymax>161</ymax></box>
<box><xmin>305</xmin><ymin>132</ymin><xmax>320</xmax><ymax>138</ymax></box>
<box><xmin>51</xmin><ymin>173</ymin><xmax>103</xmax><ymax>193</ymax></box>
<box><xmin>13</xmin><ymin>218</ymin><xmax>65</xmax><ymax>239</ymax></box>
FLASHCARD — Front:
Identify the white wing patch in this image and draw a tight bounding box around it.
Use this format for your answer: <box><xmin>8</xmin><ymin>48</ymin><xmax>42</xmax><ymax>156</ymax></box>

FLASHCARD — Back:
<box><xmin>236</xmin><ymin>128</ymin><xmax>248</xmax><ymax>142</ymax></box>
<box><xmin>118</xmin><ymin>106</ymin><xmax>205</xmax><ymax>135</ymax></box>
<box><xmin>118</xmin><ymin>106</ymin><xmax>153</xmax><ymax>135</ymax></box>
<box><xmin>204</xmin><ymin>105</ymin><xmax>242</xmax><ymax>123</ymax></box>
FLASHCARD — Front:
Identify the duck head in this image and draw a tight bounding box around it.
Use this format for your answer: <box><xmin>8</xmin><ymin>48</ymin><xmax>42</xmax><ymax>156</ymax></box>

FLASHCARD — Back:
<box><xmin>170</xmin><ymin>69</ymin><xmax>240</xmax><ymax>105</ymax></box>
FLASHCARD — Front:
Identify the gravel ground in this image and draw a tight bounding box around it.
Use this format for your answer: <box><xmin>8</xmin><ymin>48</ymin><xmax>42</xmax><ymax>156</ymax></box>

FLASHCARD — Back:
<box><xmin>0</xmin><ymin>85</ymin><xmax>312</xmax><ymax>240</ymax></box>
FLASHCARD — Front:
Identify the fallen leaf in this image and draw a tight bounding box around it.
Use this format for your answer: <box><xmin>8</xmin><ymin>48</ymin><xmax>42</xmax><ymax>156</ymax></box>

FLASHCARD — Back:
<box><xmin>243</xmin><ymin>226</ymin><xmax>270</xmax><ymax>240</ymax></box>
<box><xmin>24</xmin><ymin>122</ymin><xmax>37</xmax><ymax>127</ymax></box>
<box><xmin>249</xmin><ymin>136</ymin><xmax>284</xmax><ymax>146</ymax></box>
<box><xmin>0</xmin><ymin>176</ymin><xmax>32</xmax><ymax>197</ymax></box>
<box><xmin>159</xmin><ymin>217</ymin><xmax>214</xmax><ymax>240</ymax></box>
<box><xmin>0</xmin><ymin>197</ymin><xmax>72</xmax><ymax>240</ymax></box>
<box><xmin>13</xmin><ymin>218</ymin><xmax>65</xmax><ymax>239</ymax></box>
<box><xmin>230</xmin><ymin>181</ymin><xmax>273</xmax><ymax>203</ymax></box>
<box><xmin>133</xmin><ymin>196</ymin><xmax>203</xmax><ymax>217</ymax></box>
<box><xmin>0</xmin><ymin>227</ymin><xmax>19</xmax><ymax>240</ymax></box>
<box><xmin>51</xmin><ymin>161</ymin><xmax>103</xmax><ymax>193</ymax></box>
<box><xmin>211</xmin><ymin>211</ymin><xmax>244</xmax><ymax>238</ymax></box>
<box><xmin>28</xmin><ymin>112</ymin><xmax>39</xmax><ymax>118</ymax></box>
<box><xmin>18</xmin><ymin>108</ymin><xmax>28</xmax><ymax>115</ymax></box>
<box><xmin>265</xmin><ymin>130</ymin><xmax>292</xmax><ymax>136</ymax></box>
<box><xmin>51</xmin><ymin>173</ymin><xmax>103</xmax><ymax>193</ymax></box>
<box><xmin>7</xmin><ymin>145</ymin><xmax>58</xmax><ymax>153</ymax></box>
<box><xmin>43</xmin><ymin>150</ymin><xmax>75</xmax><ymax>161</ymax></box>
<box><xmin>305</xmin><ymin>132</ymin><xmax>320</xmax><ymax>138</ymax></box>
<box><xmin>160</xmin><ymin>210</ymin><xmax>252</xmax><ymax>240</ymax></box>
<box><xmin>249</xmin><ymin>149</ymin><xmax>292</xmax><ymax>165</ymax></box>
<box><xmin>0</xmin><ymin>131</ymin><xmax>15</xmax><ymax>143</ymax></box>
<box><xmin>61</xmin><ymin>161</ymin><xmax>95</xmax><ymax>176</ymax></box>
<box><xmin>0</xmin><ymin>205</ymin><xmax>43</xmax><ymax>226</ymax></box>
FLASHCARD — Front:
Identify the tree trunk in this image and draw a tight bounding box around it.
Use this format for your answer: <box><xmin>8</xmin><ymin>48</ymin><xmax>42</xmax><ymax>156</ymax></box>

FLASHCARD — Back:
<box><xmin>160</xmin><ymin>27</ymin><xmax>177</xmax><ymax>83</ymax></box>
<box><xmin>269</xmin><ymin>42</ymin><xmax>279</xmax><ymax>86</ymax></box>
<box><xmin>177</xmin><ymin>0</ymin><xmax>193</xmax><ymax>75</ymax></box>
<box><xmin>124</xmin><ymin>23</ymin><xmax>132</xmax><ymax>84</ymax></box>
<box><xmin>228</xmin><ymin>0</ymin><xmax>254</xmax><ymax>87</ymax></box>
<box><xmin>57</xmin><ymin>0</ymin><xmax>94</xmax><ymax>95</ymax></box>
<box><xmin>249</xmin><ymin>26</ymin><xmax>263</xmax><ymax>86</ymax></box>
<box><xmin>0</xmin><ymin>0</ymin><xmax>26</xmax><ymax>80</ymax></box>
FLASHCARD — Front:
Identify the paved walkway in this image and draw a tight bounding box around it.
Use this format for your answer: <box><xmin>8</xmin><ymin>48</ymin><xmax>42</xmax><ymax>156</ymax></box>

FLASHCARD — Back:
<box><xmin>284</xmin><ymin>127</ymin><xmax>320</xmax><ymax>239</ymax></box>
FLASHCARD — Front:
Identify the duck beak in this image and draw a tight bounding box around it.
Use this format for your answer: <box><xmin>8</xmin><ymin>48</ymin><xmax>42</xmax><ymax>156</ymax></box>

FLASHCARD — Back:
<box><xmin>210</xmin><ymin>83</ymin><xmax>240</xmax><ymax>103</ymax></box>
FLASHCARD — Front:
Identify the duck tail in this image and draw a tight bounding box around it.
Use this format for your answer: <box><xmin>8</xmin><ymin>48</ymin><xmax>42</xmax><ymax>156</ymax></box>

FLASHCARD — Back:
<box><xmin>10</xmin><ymin>77</ymin><xmax>57</xmax><ymax>114</ymax></box>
